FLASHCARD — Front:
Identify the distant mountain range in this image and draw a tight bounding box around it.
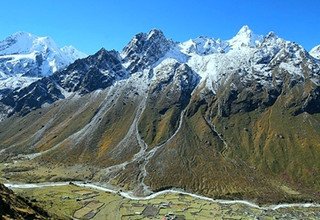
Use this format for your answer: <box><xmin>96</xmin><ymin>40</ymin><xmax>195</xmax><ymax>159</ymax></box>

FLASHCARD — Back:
<box><xmin>0</xmin><ymin>32</ymin><xmax>86</xmax><ymax>96</ymax></box>
<box><xmin>0</xmin><ymin>26</ymin><xmax>319</xmax><ymax>204</ymax></box>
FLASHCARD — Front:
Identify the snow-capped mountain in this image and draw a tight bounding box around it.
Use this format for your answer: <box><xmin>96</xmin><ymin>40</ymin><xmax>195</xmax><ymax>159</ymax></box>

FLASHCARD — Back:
<box><xmin>179</xmin><ymin>36</ymin><xmax>228</xmax><ymax>55</ymax></box>
<box><xmin>2</xmin><ymin>26</ymin><xmax>319</xmax><ymax>120</ymax></box>
<box><xmin>227</xmin><ymin>25</ymin><xmax>263</xmax><ymax>48</ymax></box>
<box><xmin>0</xmin><ymin>32</ymin><xmax>87</xmax><ymax>93</ymax></box>
<box><xmin>178</xmin><ymin>25</ymin><xmax>263</xmax><ymax>56</ymax></box>
<box><xmin>1</xmin><ymin>25</ymin><xmax>319</xmax><ymax>126</ymax></box>
<box><xmin>1</xmin><ymin>26</ymin><xmax>320</xmax><ymax>204</ymax></box>
<box><xmin>310</xmin><ymin>45</ymin><xmax>320</xmax><ymax>59</ymax></box>
<box><xmin>60</xmin><ymin>45</ymin><xmax>88</xmax><ymax>63</ymax></box>
<box><xmin>121</xmin><ymin>29</ymin><xmax>174</xmax><ymax>72</ymax></box>
<box><xmin>0</xmin><ymin>48</ymin><xmax>127</xmax><ymax>116</ymax></box>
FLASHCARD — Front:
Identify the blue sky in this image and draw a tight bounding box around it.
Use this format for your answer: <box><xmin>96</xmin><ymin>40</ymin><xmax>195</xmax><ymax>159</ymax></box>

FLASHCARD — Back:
<box><xmin>0</xmin><ymin>0</ymin><xmax>319</xmax><ymax>54</ymax></box>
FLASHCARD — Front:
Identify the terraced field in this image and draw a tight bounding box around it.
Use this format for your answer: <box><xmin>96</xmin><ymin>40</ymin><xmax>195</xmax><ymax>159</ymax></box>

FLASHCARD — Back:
<box><xmin>11</xmin><ymin>184</ymin><xmax>320</xmax><ymax>219</ymax></box>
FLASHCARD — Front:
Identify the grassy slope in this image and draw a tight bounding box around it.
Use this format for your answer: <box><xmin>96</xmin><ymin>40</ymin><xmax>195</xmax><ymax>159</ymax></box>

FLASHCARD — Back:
<box><xmin>214</xmin><ymin>91</ymin><xmax>320</xmax><ymax>197</ymax></box>
<box><xmin>145</xmin><ymin>101</ymin><xmax>289</xmax><ymax>203</ymax></box>
<box><xmin>144</xmin><ymin>76</ymin><xmax>320</xmax><ymax>203</ymax></box>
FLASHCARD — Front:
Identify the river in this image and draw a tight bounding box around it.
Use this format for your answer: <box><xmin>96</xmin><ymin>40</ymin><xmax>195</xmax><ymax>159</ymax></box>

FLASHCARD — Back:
<box><xmin>4</xmin><ymin>181</ymin><xmax>320</xmax><ymax>211</ymax></box>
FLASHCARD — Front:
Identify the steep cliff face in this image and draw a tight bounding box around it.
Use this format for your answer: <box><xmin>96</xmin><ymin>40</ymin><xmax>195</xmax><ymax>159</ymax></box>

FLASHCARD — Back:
<box><xmin>0</xmin><ymin>27</ymin><xmax>319</xmax><ymax>203</ymax></box>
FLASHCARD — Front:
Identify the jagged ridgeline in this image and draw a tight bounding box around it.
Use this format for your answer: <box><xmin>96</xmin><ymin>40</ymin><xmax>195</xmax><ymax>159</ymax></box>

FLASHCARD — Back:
<box><xmin>0</xmin><ymin>26</ymin><xmax>319</xmax><ymax>204</ymax></box>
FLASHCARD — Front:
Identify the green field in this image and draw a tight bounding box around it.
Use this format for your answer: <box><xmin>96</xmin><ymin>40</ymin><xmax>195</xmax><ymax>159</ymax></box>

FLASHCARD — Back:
<box><xmin>12</xmin><ymin>184</ymin><xmax>320</xmax><ymax>220</ymax></box>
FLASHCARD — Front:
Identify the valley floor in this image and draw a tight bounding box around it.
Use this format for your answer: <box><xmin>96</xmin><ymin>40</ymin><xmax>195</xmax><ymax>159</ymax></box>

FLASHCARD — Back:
<box><xmin>3</xmin><ymin>182</ymin><xmax>320</xmax><ymax>220</ymax></box>
<box><xmin>0</xmin><ymin>161</ymin><xmax>320</xmax><ymax>219</ymax></box>
<box><xmin>1</xmin><ymin>161</ymin><xmax>320</xmax><ymax>219</ymax></box>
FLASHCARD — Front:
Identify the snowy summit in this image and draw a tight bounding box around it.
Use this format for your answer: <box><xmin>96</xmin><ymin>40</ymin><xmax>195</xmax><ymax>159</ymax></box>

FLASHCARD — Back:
<box><xmin>0</xmin><ymin>32</ymin><xmax>87</xmax><ymax>92</ymax></box>
<box><xmin>310</xmin><ymin>45</ymin><xmax>320</xmax><ymax>59</ymax></box>
<box><xmin>227</xmin><ymin>25</ymin><xmax>263</xmax><ymax>48</ymax></box>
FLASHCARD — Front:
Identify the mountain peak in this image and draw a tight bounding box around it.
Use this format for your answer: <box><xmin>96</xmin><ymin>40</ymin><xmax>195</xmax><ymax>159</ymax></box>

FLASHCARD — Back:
<box><xmin>0</xmin><ymin>31</ymin><xmax>60</xmax><ymax>56</ymax></box>
<box><xmin>310</xmin><ymin>45</ymin><xmax>320</xmax><ymax>59</ymax></box>
<box><xmin>94</xmin><ymin>47</ymin><xmax>109</xmax><ymax>59</ymax></box>
<box><xmin>237</xmin><ymin>25</ymin><xmax>252</xmax><ymax>35</ymax></box>
<box><xmin>96</xmin><ymin>47</ymin><xmax>107</xmax><ymax>54</ymax></box>
<box><xmin>60</xmin><ymin>45</ymin><xmax>88</xmax><ymax>61</ymax></box>
<box><xmin>147</xmin><ymin>29</ymin><xmax>165</xmax><ymax>39</ymax></box>
<box><xmin>89</xmin><ymin>48</ymin><xmax>121</xmax><ymax>64</ymax></box>
<box><xmin>11</xmin><ymin>31</ymin><xmax>37</xmax><ymax>39</ymax></box>
<box><xmin>0</xmin><ymin>32</ymin><xmax>86</xmax><ymax>59</ymax></box>
<box><xmin>0</xmin><ymin>32</ymin><xmax>87</xmax><ymax>90</ymax></box>
<box><xmin>265</xmin><ymin>31</ymin><xmax>277</xmax><ymax>39</ymax></box>
<box><xmin>179</xmin><ymin>36</ymin><xmax>227</xmax><ymax>55</ymax></box>
<box><xmin>121</xmin><ymin>29</ymin><xmax>173</xmax><ymax>71</ymax></box>
<box><xmin>0</xmin><ymin>32</ymin><xmax>37</xmax><ymax>55</ymax></box>
<box><xmin>228</xmin><ymin>25</ymin><xmax>262</xmax><ymax>48</ymax></box>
